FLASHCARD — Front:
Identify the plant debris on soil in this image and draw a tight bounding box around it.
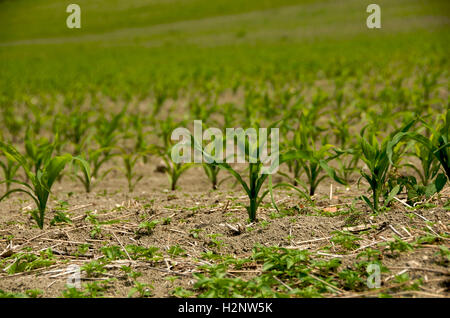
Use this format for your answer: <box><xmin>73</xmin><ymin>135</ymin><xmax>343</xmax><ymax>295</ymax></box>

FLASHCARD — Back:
<box><xmin>0</xmin><ymin>164</ymin><xmax>448</xmax><ymax>298</ymax></box>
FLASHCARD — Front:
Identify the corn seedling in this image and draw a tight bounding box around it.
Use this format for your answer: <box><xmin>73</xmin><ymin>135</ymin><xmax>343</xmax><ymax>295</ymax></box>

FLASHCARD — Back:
<box><xmin>87</xmin><ymin>110</ymin><xmax>125</xmax><ymax>180</ymax></box>
<box><xmin>287</xmin><ymin>145</ymin><xmax>346</xmax><ymax>196</ymax></box>
<box><xmin>359</xmin><ymin>120</ymin><xmax>416</xmax><ymax>212</ymax></box>
<box><xmin>0</xmin><ymin>141</ymin><xmax>90</xmax><ymax>229</ymax></box>
<box><xmin>406</xmin><ymin>141</ymin><xmax>441</xmax><ymax>187</ymax></box>
<box><xmin>74</xmin><ymin>111</ymin><xmax>125</xmax><ymax>192</ymax></box>
<box><xmin>151</xmin><ymin>143</ymin><xmax>195</xmax><ymax>191</ymax></box>
<box><xmin>195</xmin><ymin>123</ymin><xmax>308</xmax><ymax>222</ymax></box>
<box><xmin>203</xmin><ymin>163</ymin><xmax>221</xmax><ymax>190</ymax></box>
<box><xmin>282</xmin><ymin>112</ymin><xmax>346</xmax><ymax>195</ymax></box>
<box><xmin>24</xmin><ymin>129</ymin><xmax>58</xmax><ymax>174</ymax></box>
<box><xmin>201</xmin><ymin>134</ymin><xmax>228</xmax><ymax>190</ymax></box>
<box><xmin>336</xmin><ymin>148</ymin><xmax>361</xmax><ymax>185</ymax></box>
<box><xmin>125</xmin><ymin>113</ymin><xmax>151</xmax><ymax>163</ymax></box>
<box><xmin>389</xmin><ymin>108</ymin><xmax>449</xmax><ymax>182</ymax></box>
<box><xmin>1</xmin><ymin>106</ymin><xmax>24</xmax><ymax>142</ymax></box>
<box><xmin>151</xmin><ymin>117</ymin><xmax>195</xmax><ymax>190</ymax></box>
<box><xmin>59</xmin><ymin>109</ymin><xmax>91</xmax><ymax>155</ymax></box>
<box><xmin>118</xmin><ymin>147</ymin><xmax>146</xmax><ymax>192</ymax></box>
<box><xmin>0</xmin><ymin>156</ymin><xmax>20</xmax><ymax>192</ymax></box>
<box><xmin>75</xmin><ymin>146</ymin><xmax>114</xmax><ymax>193</ymax></box>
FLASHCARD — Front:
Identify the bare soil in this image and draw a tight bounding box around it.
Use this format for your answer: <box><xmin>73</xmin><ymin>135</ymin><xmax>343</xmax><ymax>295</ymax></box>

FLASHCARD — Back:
<box><xmin>0</xmin><ymin>158</ymin><xmax>449</xmax><ymax>298</ymax></box>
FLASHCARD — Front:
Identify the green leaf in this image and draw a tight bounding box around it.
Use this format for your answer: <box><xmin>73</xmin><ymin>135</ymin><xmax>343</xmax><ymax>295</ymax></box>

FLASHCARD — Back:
<box><xmin>44</xmin><ymin>154</ymin><xmax>73</xmax><ymax>188</ymax></box>
<box><xmin>271</xmin><ymin>182</ymin><xmax>311</xmax><ymax>202</ymax></box>
<box><xmin>0</xmin><ymin>188</ymin><xmax>39</xmax><ymax>208</ymax></box>
<box><xmin>0</xmin><ymin>179</ymin><xmax>34</xmax><ymax>191</ymax></box>
<box><xmin>361</xmin><ymin>195</ymin><xmax>374</xmax><ymax>212</ymax></box>
<box><xmin>262</xmin><ymin>262</ymin><xmax>274</xmax><ymax>271</ymax></box>
<box><xmin>215</xmin><ymin>163</ymin><xmax>250</xmax><ymax>196</ymax></box>
<box><xmin>73</xmin><ymin>156</ymin><xmax>91</xmax><ymax>182</ymax></box>
<box><xmin>434</xmin><ymin>173</ymin><xmax>447</xmax><ymax>194</ymax></box>
<box><xmin>319</xmin><ymin>160</ymin><xmax>346</xmax><ymax>186</ymax></box>
<box><xmin>0</xmin><ymin>141</ymin><xmax>31</xmax><ymax>177</ymax></box>
<box><xmin>384</xmin><ymin>185</ymin><xmax>400</xmax><ymax>207</ymax></box>
<box><xmin>268</xmin><ymin>175</ymin><xmax>279</xmax><ymax>213</ymax></box>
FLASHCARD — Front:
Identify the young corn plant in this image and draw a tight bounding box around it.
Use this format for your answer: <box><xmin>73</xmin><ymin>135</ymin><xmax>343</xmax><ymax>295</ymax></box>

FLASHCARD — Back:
<box><xmin>1</xmin><ymin>106</ymin><xmax>24</xmax><ymax>142</ymax></box>
<box><xmin>75</xmin><ymin>145</ymin><xmax>115</xmax><ymax>193</ymax></box>
<box><xmin>153</xmin><ymin>116</ymin><xmax>180</xmax><ymax>150</ymax></box>
<box><xmin>419</xmin><ymin>71</ymin><xmax>439</xmax><ymax>104</ymax></box>
<box><xmin>359</xmin><ymin>120</ymin><xmax>416</xmax><ymax>212</ymax></box>
<box><xmin>336</xmin><ymin>147</ymin><xmax>361</xmax><ymax>185</ymax></box>
<box><xmin>195</xmin><ymin>123</ymin><xmax>307</xmax><ymax>222</ymax></box>
<box><xmin>152</xmin><ymin>144</ymin><xmax>195</xmax><ymax>191</ymax></box>
<box><xmin>220</xmin><ymin>161</ymin><xmax>268</xmax><ymax>222</ymax></box>
<box><xmin>151</xmin><ymin>118</ymin><xmax>195</xmax><ymax>191</ymax></box>
<box><xmin>90</xmin><ymin>111</ymin><xmax>124</xmax><ymax>179</ymax></box>
<box><xmin>203</xmin><ymin>164</ymin><xmax>224</xmax><ymax>190</ymax></box>
<box><xmin>391</xmin><ymin>108</ymin><xmax>449</xmax><ymax>182</ymax></box>
<box><xmin>201</xmin><ymin>130</ymin><xmax>226</xmax><ymax>190</ymax></box>
<box><xmin>151</xmin><ymin>87</ymin><xmax>168</xmax><ymax>118</ymax></box>
<box><xmin>0</xmin><ymin>141</ymin><xmax>90</xmax><ymax>229</ymax></box>
<box><xmin>73</xmin><ymin>111</ymin><xmax>124</xmax><ymax>193</ymax></box>
<box><xmin>125</xmin><ymin>113</ymin><xmax>151</xmax><ymax>163</ymax></box>
<box><xmin>118</xmin><ymin>147</ymin><xmax>146</xmax><ymax>193</ymax></box>
<box><xmin>191</xmin><ymin>126</ymin><xmax>263</xmax><ymax>222</ymax></box>
<box><xmin>288</xmin><ymin>144</ymin><xmax>346</xmax><ymax>196</ymax></box>
<box><xmin>58</xmin><ymin>109</ymin><xmax>91</xmax><ymax>156</ymax></box>
<box><xmin>191</xmin><ymin>114</ymin><xmax>227</xmax><ymax>190</ymax></box>
<box><xmin>222</xmin><ymin>167</ymin><xmax>272</xmax><ymax>222</ymax></box>
<box><xmin>24</xmin><ymin>98</ymin><xmax>46</xmax><ymax>135</ymax></box>
<box><xmin>405</xmin><ymin>138</ymin><xmax>441</xmax><ymax>187</ymax></box>
<box><xmin>24</xmin><ymin>129</ymin><xmax>58</xmax><ymax>174</ymax></box>
<box><xmin>0</xmin><ymin>155</ymin><xmax>20</xmax><ymax>192</ymax></box>
<box><xmin>282</xmin><ymin>115</ymin><xmax>347</xmax><ymax>196</ymax></box>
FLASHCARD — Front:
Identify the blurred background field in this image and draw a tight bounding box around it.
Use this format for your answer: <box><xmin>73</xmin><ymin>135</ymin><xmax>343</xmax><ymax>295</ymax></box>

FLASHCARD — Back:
<box><xmin>0</xmin><ymin>0</ymin><xmax>449</xmax><ymax>97</ymax></box>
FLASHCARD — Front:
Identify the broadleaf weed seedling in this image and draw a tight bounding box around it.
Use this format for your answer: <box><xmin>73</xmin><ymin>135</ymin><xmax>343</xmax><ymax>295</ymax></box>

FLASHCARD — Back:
<box><xmin>168</xmin><ymin>244</ymin><xmax>187</xmax><ymax>257</ymax></box>
<box><xmin>330</xmin><ymin>231</ymin><xmax>361</xmax><ymax>251</ymax></box>
<box><xmin>137</xmin><ymin>219</ymin><xmax>159</xmax><ymax>235</ymax></box>
<box><xmin>1</xmin><ymin>249</ymin><xmax>55</xmax><ymax>274</ymax></box>
<box><xmin>128</xmin><ymin>281</ymin><xmax>154</xmax><ymax>298</ymax></box>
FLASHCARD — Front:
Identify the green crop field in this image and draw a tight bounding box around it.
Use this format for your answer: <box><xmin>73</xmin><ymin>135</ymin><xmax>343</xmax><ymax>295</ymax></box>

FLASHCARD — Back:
<box><xmin>0</xmin><ymin>0</ymin><xmax>449</xmax><ymax>300</ymax></box>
